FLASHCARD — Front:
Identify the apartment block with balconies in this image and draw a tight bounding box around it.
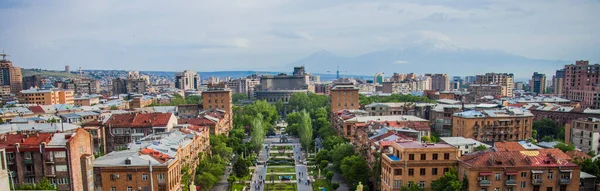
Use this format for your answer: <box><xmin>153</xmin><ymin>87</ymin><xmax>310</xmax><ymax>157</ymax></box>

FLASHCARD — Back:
<box><xmin>452</xmin><ymin>107</ymin><xmax>533</xmax><ymax>143</ymax></box>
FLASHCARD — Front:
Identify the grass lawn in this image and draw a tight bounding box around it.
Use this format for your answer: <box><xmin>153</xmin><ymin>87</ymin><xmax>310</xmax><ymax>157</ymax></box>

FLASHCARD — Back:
<box><xmin>265</xmin><ymin>183</ymin><xmax>297</xmax><ymax>191</ymax></box>
<box><xmin>266</xmin><ymin>174</ymin><xmax>297</xmax><ymax>181</ymax></box>
<box><xmin>267</xmin><ymin>167</ymin><xmax>296</xmax><ymax>173</ymax></box>
<box><xmin>271</xmin><ymin>152</ymin><xmax>294</xmax><ymax>157</ymax></box>
<box><xmin>231</xmin><ymin>183</ymin><xmax>247</xmax><ymax>191</ymax></box>
<box><xmin>312</xmin><ymin>179</ymin><xmax>333</xmax><ymax>191</ymax></box>
<box><xmin>272</xmin><ymin>146</ymin><xmax>293</xmax><ymax>150</ymax></box>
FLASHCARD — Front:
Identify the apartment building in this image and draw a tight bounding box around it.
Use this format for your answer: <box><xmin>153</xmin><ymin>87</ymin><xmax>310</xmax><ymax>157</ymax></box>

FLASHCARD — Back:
<box><xmin>553</xmin><ymin>69</ymin><xmax>565</xmax><ymax>96</ymax></box>
<box><xmin>0</xmin><ymin>52</ymin><xmax>23</xmax><ymax>94</ymax></box>
<box><xmin>381</xmin><ymin>142</ymin><xmax>459</xmax><ymax>191</ymax></box>
<box><xmin>531</xmin><ymin>72</ymin><xmax>547</xmax><ymax>95</ymax></box>
<box><xmin>330</xmin><ymin>82</ymin><xmax>360</xmax><ymax>112</ymax></box>
<box><xmin>467</xmin><ymin>84</ymin><xmax>503</xmax><ymax>102</ymax></box>
<box><xmin>18</xmin><ymin>88</ymin><xmax>74</xmax><ymax>105</ymax></box>
<box><xmin>364</xmin><ymin>102</ymin><xmax>415</xmax><ymax>116</ymax></box>
<box><xmin>459</xmin><ymin>148</ymin><xmax>580</xmax><ymax>191</ymax></box>
<box><xmin>202</xmin><ymin>88</ymin><xmax>232</xmax><ymax>116</ymax></box>
<box><xmin>104</xmin><ymin>113</ymin><xmax>177</xmax><ymax>152</ymax></box>
<box><xmin>452</xmin><ymin>107</ymin><xmax>534</xmax><ymax>143</ymax></box>
<box><xmin>0</xmin><ymin>128</ymin><xmax>94</xmax><ymax>191</ymax></box>
<box><xmin>337</xmin><ymin>115</ymin><xmax>429</xmax><ymax>141</ymax></box>
<box><xmin>565</xmin><ymin>117</ymin><xmax>600</xmax><ymax>154</ymax></box>
<box><xmin>74</xmin><ymin>95</ymin><xmax>100</xmax><ymax>106</ymax></box>
<box><xmin>131</xmin><ymin>96</ymin><xmax>155</xmax><ymax>108</ymax></box>
<box><xmin>178</xmin><ymin>109</ymin><xmax>231</xmax><ymax>135</ymax></box>
<box><xmin>427</xmin><ymin>73</ymin><xmax>450</xmax><ymax>91</ymax></box>
<box><xmin>475</xmin><ymin>73</ymin><xmax>514</xmax><ymax>97</ymax></box>
<box><xmin>175</xmin><ymin>70</ymin><xmax>200</xmax><ymax>90</ymax></box>
<box><xmin>563</xmin><ymin>60</ymin><xmax>600</xmax><ymax>108</ymax></box>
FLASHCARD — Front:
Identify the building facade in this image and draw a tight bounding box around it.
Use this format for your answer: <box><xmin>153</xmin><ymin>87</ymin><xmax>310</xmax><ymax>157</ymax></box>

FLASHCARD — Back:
<box><xmin>531</xmin><ymin>72</ymin><xmax>546</xmax><ymax>95</ymax></box>
<box><xmin>19</xmin><ymin>88</ymin><xmax>75</xmax><ymax>105</ymax></box>
<box><xmin>427</xmin><ymin>73</ymin><xmax>450</xmax><ymax>91</ymax></box>
<box><xmin>452</xmin><ymin>108</ymin><xmax>534</xmax><ymax>143</ymax></box>
<box><xmin>380</xmin><ymin>142</ymin><xmax>459</xmax><ymax>191</ymax></box>
<box><xmin>175</xmin><ymin>70</ymin><xmax>200</xmax><ymax>90</ymax></box>
<box><xmin>565</xmin><ymin>117</ymin><xmax>600</xmax><ymax>154</ymax></box>
<box><xmin>202</xmin><ymin>88</ymin><xmax>232</xmax><ymax>116</ymax></box>
<box><xmin>553</xmin><ymin>69</ymin><xmax>565</xmax><ymax>96</ymax></box>
<box><xmin>0</xmin><ymin>52</ymin><xmax>23</xmax><ymax>94</ymax></box>
<box><xmin>459</xmin><ymin>148</ymin><xmax>580</xmax><ymax>191</ymax></box>
<box><xmin>475</xmin><ymin>73</ymin><xmax>514</xmax><ymax>97</ymax></box>
<box><xmin>563</xmin><ymin>60</ymin><xmax>600</xmax><ymax>108</ymax></box>
<box><xmin>330</xmin><ymin>82</ymin><xmax>359</xmax><ymax>112</ymax></box>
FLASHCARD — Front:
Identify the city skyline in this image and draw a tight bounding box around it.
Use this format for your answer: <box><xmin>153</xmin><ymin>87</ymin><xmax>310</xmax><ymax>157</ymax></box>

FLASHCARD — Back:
<box><xmin>1</xmin><ymin>0</ymin><xmax>599</xmax><ymax>76</ymax></box>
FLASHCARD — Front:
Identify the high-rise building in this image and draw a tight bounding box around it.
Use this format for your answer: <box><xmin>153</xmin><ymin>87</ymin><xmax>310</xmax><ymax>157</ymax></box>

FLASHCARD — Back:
<box><xmin>227</xmin><ymin>78</ymin><xmax>259</xmax><ymax>98</ymax></box>
<box><xmin>427</xmin><ymin>73</ymin><xmax>450</xmax><ymax>91</ymax></box>
<box><xmin>475</xmin><ymin>73</ymin><xmax>514</xmax><ymax>97</ymax></box>
<box><xmin>530</xmin><ymin>72</ymin><xmax>546</xmax><ymax>95</ymax></box>
<box><xmin>391</xmin><ymin>73</ymin><xmax>406</xmax><ymax>82</ymax></box>
<box><xmin>175</xmin><ymin>70</ymin><xmax>200</xmax><ymax>90</ymax></box>
<box><xmin>553</xmin><ymin>69</ymin><xmax>565</xmax><ymax>96</ymax></box>
<box><xmin>126</xmin><ymin>78</ymin><xmax>148</xmax><ymax>94</ymax></box>
<box><xmin>514</xmin><ymin>82</ymin><xmax>526</xmax><ymax>91</ymax></box>
<box><xmin>563</xmin><ymin>60</ymin><xmax>600</xmax><ymax>108</ymax></box>
<box><xmin>374</xmin><ymin>72</ymin><xmax>384</xmax><ymax>84</ymax></box>
<box><xmin>0</xmin><ymin>51</ymin><xmax>23</xmax><ymax>94</ymax></box>
<box><xmin>22</xmin><ymin>75</ymin><xmax>43</xmax><ymax>89</ymax></box>
<box><xmin>565</xmin><ymin>117</ymin><xmax>600</xmax><ymax>154</ymax></box>
<box><xmin>330</xmin><ymin>80</ymin><xmax>359</xmax><ymax>112</ymax></box>
<box><xmin>202</xmin><ymin>88</ymin><xmax>232</xmax><ymax>116</ymax></box>
<box><xmin>65</xmin><ymin>65</ymin><xmax>70</xmax><ymax>73</ymax></box>
<box><xmin>111</xmin><ymin>78</ymin><xmax>127</xmax><ymax>95</ymax></box>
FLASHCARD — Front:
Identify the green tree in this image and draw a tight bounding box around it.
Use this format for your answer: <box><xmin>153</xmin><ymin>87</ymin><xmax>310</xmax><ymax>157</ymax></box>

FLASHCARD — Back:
<box><xmin>196</xmin><ymin>172</ymin><xmax>219</xmax><ymax>191</ymax></box>
<box><xmin>110</xmin><ymin>105</ymin><xmax>119</xmax><ymax>110</ymax></box>
<box><xmin>326</xmin><ymin>171</ymin><xmax>335</xmax><ymax>182</ymax></box>
<box><xmin>532</xmin><ymin>129</ymin><xmax>538</xmax><ymax>140</ymax></box>
<box><xmin>298</xmin><ymin>110</ymin><xmax>313</xmax><ymax>150</ymax></box>
<box><xmin>400</xmin><ymin>181</ymin><xmax>425</xmax><ymax>191</ymax></box>
<box><xmin>250</xmin><ymin>115</ymin><xmax>265</xmax><ymax>153</ymax></box>
<box><xmin>475</xmin><ymin>144</ymin><xmax>488</xmax><ymax>151</ymax></box>
<box><xmin>332</xmin><ymin>183</ymin><xmax>340</xmax><ymax>190</ymax></box>
<box><xmin>532</xmin><ymin>118</ymin><xmax>559</xmax><ymax>140</ymax></box>
<box><xmin>554</xmin><ymin>142</ymin><xmax>575</xmax><ymax>152</ymax></box>
<box><xmin>323</xmin><ymin>136</ymin><xmax>345</xmax><ymax>150</ymax></box>
<box><xmin>232</xmin><ymin>157</ymin><xmax>249</xmax><ymax>181</ymax></box>
<box><xmin>330</xmin><ymin>144</ymin><xmax>355</xmax><ymax>171</ymax></box>
<box><xmin>541</xmin><ymin>135</ymin><xmax>554</xmax><ymax>142</ymax></box>
<box><xmin>184</xmin><ymin>95</ymin><xmax>203</xmax><ymax>104</ymax></box>
<box><xmin>421</xmin><ymin>136</ymin><xmax>431</xmax><ymax>143</ymax></box>
<box><xmin>431</xmin><ymin>168</ymin><xmax>463</xmax><ymax>191</ymax></box>
<box><xmin>320</xmin><ymin>160</ymin><xmax>329</xmax><ymax>169</ymax></box>
<box><xmin>316</xmin><ymin>150</ymin><xmax>331</xmax><ymax>164</ymax></box>
<box><xmin>340</xmin><ymin>156</ymin><xmax>370</xmax><ymax>190</ymax></box>
<box><xmin>232</xmin><ymin>93</ymin><xmax>246</xmax><ymax>104</ymax></box>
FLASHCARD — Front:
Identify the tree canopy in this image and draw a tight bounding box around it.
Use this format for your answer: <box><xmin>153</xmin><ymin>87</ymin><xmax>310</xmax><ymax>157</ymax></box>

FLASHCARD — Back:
<box><xmin>430</xmin><ymin>168</ymin><xmax>464</xmax><ymax>191</ymax></box>
<box><xmin>359</xmin><ymin>94</ymin><xmax>435</xmax><ymax>105</ymax></box>
<box><xmin>340</xmin><ymin>155</ymin><xmax>371</xmax><ymax>190</ymax></box>
<box><xmin>532</xmin><ymin>118</ymin><xmax>563</xmax><ymax>140</ymax></box>
<box><xmin>232</xmin><ymin>93</ymin><xmax>247</xmax><ymax>104</ymax></box>
<box><xmin>297</xmin><ymin>110</ymin><xmax>313</xmax><ymax>150</ymax></box>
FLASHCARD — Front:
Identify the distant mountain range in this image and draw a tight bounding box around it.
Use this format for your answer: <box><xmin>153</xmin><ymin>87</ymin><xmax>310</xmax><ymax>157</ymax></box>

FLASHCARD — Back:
<box><xmin>144</xmin><ymin>70</ymin><xmax>371</xmax><ymax>81</ymax></box>
<box><xmin>287</xmin><ymin>37</ymin><xmax>568</xmax><ymax>79</ymax></box>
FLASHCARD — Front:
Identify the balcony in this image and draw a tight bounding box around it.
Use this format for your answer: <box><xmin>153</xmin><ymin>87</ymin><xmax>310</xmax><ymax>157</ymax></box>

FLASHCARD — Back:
<box><xmin>158</xmin><ymin>179</ymin><xmax>166</xmax><ymax>185</ymax></box>
<box><xmin>45</xmin><ymin>173</ymin><xmax>56</xmax><ymax>178</ymax></box>
<box><xmin>24</xmin><ymin>158</ymin><xmax>33</xmax><ymax>164</ymax></box>
<box><xmin>479</xmin><ymin>180</ymin><xmax>491</xmax><ymax>187</ymax></box>
<box><xmin>45</xmin><ymin>159</ymin><xmax>55</xmax><ymax>164</ymax></box>
<box><xmin>532</xmin><ymin>179</ymin><xmax>543</xmax><ymax>185</ymax></box>
<box><xmin>560</xmin><ymin>178</ymin><xmax>570</xmax><ymax>185</ymax></box>
<box><xmin>505</xmin><ymin>179</ymin><xmax>517</xmax><ymax>186</ymax></box>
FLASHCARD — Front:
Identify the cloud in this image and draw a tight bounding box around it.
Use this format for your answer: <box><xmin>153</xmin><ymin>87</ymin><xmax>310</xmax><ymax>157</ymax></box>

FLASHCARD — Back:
<box><xmin>0</xmin><ymin>0</ymin><xmax>598</xmax><ymax>72</ymax></box>
<box><xmin>393</xmin><ymin>60</ymin><xmax>409</xmax><ymax>64</ymax></box>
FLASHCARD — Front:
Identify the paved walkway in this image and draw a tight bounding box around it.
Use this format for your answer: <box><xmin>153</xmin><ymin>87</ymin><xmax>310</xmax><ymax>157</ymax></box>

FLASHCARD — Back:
<box><xmin>213</xmin><ymin>165</ymin><xmax>232</xmax><ymax>191</ymax></box>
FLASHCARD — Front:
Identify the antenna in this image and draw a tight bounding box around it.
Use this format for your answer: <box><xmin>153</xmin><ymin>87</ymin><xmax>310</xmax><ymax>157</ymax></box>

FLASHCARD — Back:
<box><xmin>336</xmin><ymin>65</ymin><xmax>340</xmax><ymax>79</ymax></box>
<box><xmin>0</xmin><ymin>49</ymin><xmax>8</xmax><ymax>61</ymax></box>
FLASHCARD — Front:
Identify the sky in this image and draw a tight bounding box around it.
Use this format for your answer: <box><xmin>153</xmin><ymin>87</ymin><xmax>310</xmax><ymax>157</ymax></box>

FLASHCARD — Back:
<box><xmin>0</xmin><ymin>0</ymin><xmax>599</xmax><ymax>75</ymax></box>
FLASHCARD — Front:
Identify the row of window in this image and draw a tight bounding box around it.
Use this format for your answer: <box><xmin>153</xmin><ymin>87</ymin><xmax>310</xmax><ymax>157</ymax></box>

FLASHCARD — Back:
<box><xmin>408</xmin><ymin>153</ymin><xmax>450</xmax><ymax>160</ymax></box>
<box><xmin>110</xmin><ymin>173</ymin><xmax>162</xmax><ymax>181</ymax></box>
<box><xmin>111</xmin><ymin>187</ymin><xmax>149</xmax><ymax>191</ymax></box>
<box><xmin>402</xmin><ymin>167</ymin><xmax>449</xmax><ymax>176</ymax></box>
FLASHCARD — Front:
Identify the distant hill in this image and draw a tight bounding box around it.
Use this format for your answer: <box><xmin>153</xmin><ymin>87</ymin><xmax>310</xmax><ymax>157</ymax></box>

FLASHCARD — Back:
<box><xmin>22</xmin><ymin>68</ymin><xmax>93</xmax><ymax>79</ymax></box>
<box><xmin>144</xmin><ymin>70</ymin><xmax>370</xmax><ymax>81</ymax></box>
<box><xmin>288</xmin><ymin>35</ymin><xmax>568</xmax><ymax>79</ymax></box>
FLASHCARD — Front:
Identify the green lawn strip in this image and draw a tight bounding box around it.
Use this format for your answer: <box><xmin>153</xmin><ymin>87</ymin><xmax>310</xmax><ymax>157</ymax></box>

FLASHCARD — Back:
<box><xmin>267</xmin><ymin>167</ymin><xmax>296</xmax><ymax>173</ymax></box>
<box><xmin>266</xmin><ymin>174</ymin><xmax>297</xmax><ymax>181</ymax></box>
<box><xmin>312</xmin><ymin>179</ymin><xmax>333</xmax><ymax>191</ymax></box>
<box><xmin>270</xmin><ymin>152</ymin><xmax>294</xmax><ymax>157</ymax></box>
<box><xmin>231</xmin><ymin>183</ymin><xmax>247</xmax><ymax>191</ymax></box>
<box><xmin>264</xmin><ymin>183</ymin><xmax>297</xmax><ymax>191</ymax></box>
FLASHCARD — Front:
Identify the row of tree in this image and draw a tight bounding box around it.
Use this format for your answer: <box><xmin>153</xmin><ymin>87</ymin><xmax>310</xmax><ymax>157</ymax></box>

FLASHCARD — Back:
<box><xmin>148</xmin><ymin>94</ymin><xmax>203</xmax><ymax>106</ymax></box>
<box><xmin>359</xmin><ymin>93</ymin><xmax>436</xmax><ymax>105</ymax></box>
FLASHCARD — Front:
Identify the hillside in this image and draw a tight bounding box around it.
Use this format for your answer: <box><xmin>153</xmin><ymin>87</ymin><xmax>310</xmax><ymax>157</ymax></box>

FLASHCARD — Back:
<box><xmin>21</xmin><ymin>68</ymin><xmax>92</xmax><ymax>79</ymax></box>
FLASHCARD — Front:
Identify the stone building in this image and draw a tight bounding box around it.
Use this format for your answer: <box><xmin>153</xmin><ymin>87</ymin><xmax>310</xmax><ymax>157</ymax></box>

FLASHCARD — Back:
<box><xmin>452</xmin><ymin>107</ymin><xmax>533</xmax><ymax>143</ymax></box>
<box><xmin>330</xmin><ymin>82</ymin><xmax>359</xmax><ymax>113</ymax></box>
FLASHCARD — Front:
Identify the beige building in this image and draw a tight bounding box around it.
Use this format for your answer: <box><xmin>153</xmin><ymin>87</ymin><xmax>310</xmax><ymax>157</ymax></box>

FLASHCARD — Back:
<box><xmin>175</xmin><ymin>70</ymin><xmax>200</xmax><ymax>90</ymax></box>
<box><xmin>381</xmin><ymin>142</ymin><xmax>459</xmax><ymax>191</ymax></box>
<box><xmin>0</xmin><ymin>52</ymin><xmax>23</xmax><ymax>94</ymax></box>
<box><xmin>475</xmin><ymin>73</ymin><xmax>514</xmax><ymax>97</ymax></box>
<box><xmin>565</xmin><ymin>117</ymin><xmax>600</xmax><ymax>154</ymax></box>
<box><xmin>74</xmin><ymin>96</ymin><xmax>100</xmax><ymax>106</ymax></box>
<box><xmin>427</xmin><ymin>73</ymin><xmax>450</xmax><ymax>91</ymax></box>
<box><xmin>19</xmin><ymin>88</ymin><xmax>74</xmax><ymax>105</ymax></box>
<box><xmin>452</xmin><ymin>108</ymin><xmax>533</xmax><ymax>143</ymax></box>
<box><xmin>202</xmin><ymin>88</ymin><xmax>232</xmax><ymax>116</ymax></box>
<box><xmin>330</xmin><ymin>82</ymin><xmax>359</xmax><ymax>112</ymax></box>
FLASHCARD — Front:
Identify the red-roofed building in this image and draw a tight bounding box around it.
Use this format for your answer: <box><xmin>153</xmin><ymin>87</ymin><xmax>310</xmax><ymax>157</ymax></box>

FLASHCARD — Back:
<box><xmin>104</xmin><ymin>113</ymin><xmax>177</xmax><ymax>152</ymax></box>
<box><xmin>458</xmin><ymin>148</ymin><xmax>581</xmax><ymax>191</ymax></box>
<box><xmin>494</xmin><ymin>142</ymin><xmax>526</xmax><ymax>151</ymax></box>
<box><xmin>178</xmin><ymin>109</ymin><xmax>231</xmax><ymax>135</ymax></box>
<box><xmin>28</xmin><ymin>106</ymin><xmax>45</xmax><ymax>115</ymax></box>
<box><xmin>0</xmin><ymin>128</ymin><xmax>94</xmax><ymax>191</ymax></box>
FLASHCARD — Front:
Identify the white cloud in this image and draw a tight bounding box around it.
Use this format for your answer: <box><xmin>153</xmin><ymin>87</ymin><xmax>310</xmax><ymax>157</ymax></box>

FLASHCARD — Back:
<box><xmin>0</xmin><ymin>0</ymin><xmax>598</xmax><ymax>72</ymax></box>
<box><xmin>393</xmin><ymin>60</ymin><xmax>409</xmax><ymax>64</ymax></box>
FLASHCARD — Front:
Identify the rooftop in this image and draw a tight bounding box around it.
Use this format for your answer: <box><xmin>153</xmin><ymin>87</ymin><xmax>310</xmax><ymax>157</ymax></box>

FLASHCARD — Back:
<box><xmin>461</xmin><ymin>148</ymin><xmax>577</xmax><ymax>168</ymax></box>
<box><xmin>440</xmin><ymin>137</ymin><xmax>490</xmax><ymax>147</ymax></box>
<box><xmin>0</xmin><ymin>123</ymin><xmax>80</xmax><ymax>134</ymax></box>
<box><xmin>346</xmin><ymin>115</ymin><xmax>428</xmax><ymax>123</ymax></box>
<box><xmin>396</xmin><ymin>141</ymin><xmax>453</xmax><ymax>149</ymax></box>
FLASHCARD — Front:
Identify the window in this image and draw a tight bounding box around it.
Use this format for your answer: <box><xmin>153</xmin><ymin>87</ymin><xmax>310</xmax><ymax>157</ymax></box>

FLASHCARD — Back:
<box><xmin>432</xmin><ymin>168</ymin><xmax>438</xmax><ymax>175</ymax></box>
<box><xmin>419</xmin><ymin>181</ymin><xmax>425</xmax><ymax>188</ymax></box>
<box><xmin>409</xmin><ymin>154</ymin><xmax>414</xmax><ymax>160</ymax></box>
<box><xmin>495</xmin><ymin>173</ymin><xmax>500</xmax><ymax>180</ymax></box>
<box><xmin>56</xmin><ymin>165</ymin><xmax>68</xmax><ymax>172</ymax></box>
<box><xmin>158</xmin><ymin>173</ymin><xmax>165</xmax><ymax>180</ymax></box>
<box><xmin>420</xmin><ymin>168</ymin><xmax>426</xmax><ymax>176</ymax></box>
<box><xmin>57</xmin><ymin>178</ymin><xmax>69</xmax><ymax>185</ymax></box>
<box><xmin>421</xmin><ymin>154</ymin><xmax>426</xmax><ymax>160</ymax></box>
<box><xmin>546</xmin><ymin>187</ymin><xmax>553</xmax><ymax>191</ymax></box>
<box><xmin>432</xmin><ymin>153</ymin><xmax>438</xmax><ymax>160</ymax></box>
<box><xmin>126</xmin><ymin>174</ymin><xmax>132</xmax><ymax>181</ymax></box>
<box><xmin>127</xmin><ymin>187</ymin><xmax>133</xmax><ymax>191</ymax></box>
<box><xmin>521</xmin><ymin>181</ymin><xmax>526</xmax><ymax>188</ymax></box>
<box><xmin>394</xmin><ymin>169</ymin><xmax>401</xmax><ymax>176</ymax></box>
<box><xmin>394</xmin><ymin>180</ymin><xmax>402</xmax><ymax>188</ymax></box>
<box><xmin>111</xmin><ymin>187</ymin><xmax>117</xmax><ymax>191</ymax></box>
<box><xmin>521</xmin><ymin>172</ymin><xmax>527</xmax><ymax>178</ymax></box>
<box><xmin>444</xmin><ymin>168</ymin><xmax>449</xmax><ymax>173</ymax></box>
<box><xmin>548</xmin><ymin>172</ymin><xmax>553</xmax><ymax>179</ymax></box>
<box><xmin>494</xmin><ymin>188</ymin><xmax>500</xmax><ymax>191</ymax></box>
<box><xmin>142</xmin><ymin>174</ymin><xmax>149</xmax><ymax>180</ymax></box>
<box><xmin>408</xmin><ymin>169</ymin><xmax>414</xmax><ymax>176</ymax></box>
<box><xmin>24</xmin><ymin>152</ymin><xmax>32</xmax><ymax>159</ymax></box>
<box><xmin>444</xmin><ymin>153</ymin><xmax>450</xmax><ymax>160</ymax></box>
<box><xmin>143</xmin><ymin>187</ymin><xmax>149</xmax><ymax>191</ymax></box>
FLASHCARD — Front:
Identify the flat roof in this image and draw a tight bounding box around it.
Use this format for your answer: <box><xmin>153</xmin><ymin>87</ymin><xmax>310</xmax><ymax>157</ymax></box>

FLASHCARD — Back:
<box><xmin>396</xmin><ymin>141</ymin><xmax>453</xmax><ymax>149</ymax></box>
<box><xmin>346</xmin><ymin>115</ymin><xmax>428</xmax><ymax>123</ymax></box>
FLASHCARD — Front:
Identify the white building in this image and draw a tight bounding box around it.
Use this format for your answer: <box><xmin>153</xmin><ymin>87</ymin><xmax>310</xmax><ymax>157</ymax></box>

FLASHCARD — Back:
<box><xmin>440</xmin><ymin>137</ymin><xmax>491</xmax><ymax>156</ymax></box>
<box><xmin>175</xmin><ymin>70</ymin><xmax>200</xmax><ymax>90</ymax></box>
